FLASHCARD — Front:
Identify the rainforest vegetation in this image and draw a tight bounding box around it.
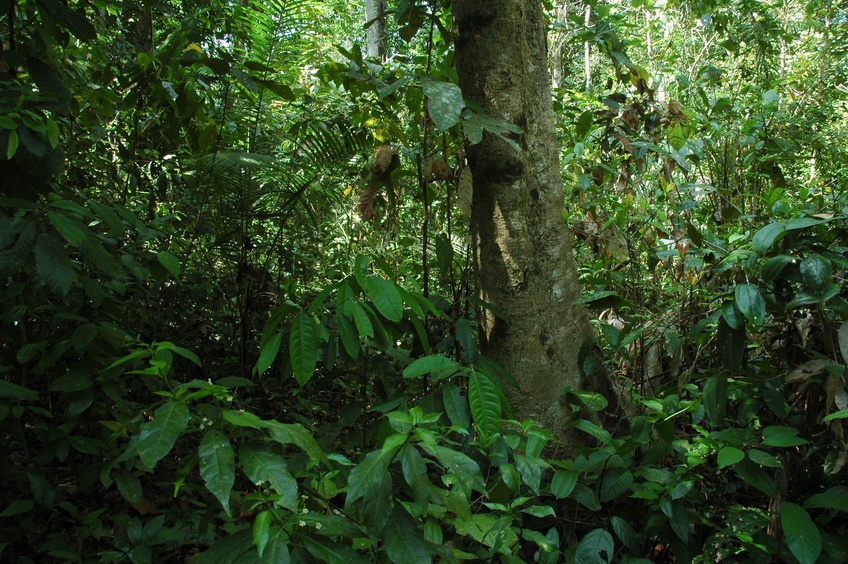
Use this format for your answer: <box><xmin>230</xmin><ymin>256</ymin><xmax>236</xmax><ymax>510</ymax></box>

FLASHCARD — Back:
<box><xmin>1</xmin><ymin>0</ymin><xmax>848</xmax><ymax>561</ymax></box>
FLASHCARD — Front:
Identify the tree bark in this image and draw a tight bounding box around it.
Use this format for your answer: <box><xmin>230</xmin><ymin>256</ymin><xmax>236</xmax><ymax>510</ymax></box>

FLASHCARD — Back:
<box><xmin>454</xmin><ymin>0</ymin><xmax>612</xmax><ymax>433</ymax></box>
<box><xmin>364</xmin><ymin>0</ymin><xmax>387</xmax><ymax>62</ymax></box>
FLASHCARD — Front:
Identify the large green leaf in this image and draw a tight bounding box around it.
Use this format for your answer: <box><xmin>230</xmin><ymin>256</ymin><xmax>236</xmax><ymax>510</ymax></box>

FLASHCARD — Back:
<box><xmin>240</xmin><ymin>444</ymin><xmax>298</xmax><ymax>510</ymax></box>
<box><xmin>442</xmin><ymin>383</ymin><xmax>470</xmax><ymax>429</ymax></box>
<box><xmin>429</xmin><ymin>445</ymin><xmax>485</xmax><ymax>493</ymax></box>
<box><xmin>702</xmin><ymin>373</ymin><xmax>728</xmax><ymax>424</ymax></box>
<box><xmin>0</xmin><ymin>380</ymin><xmax>39</xmax><ymax>401</ymax></box>
<box><xmin>550</xmin><ymin>469</ymin><xmax>578</xmax><ymax>498</ymax></box>
<box><xmin>782</xmin><ymin>501</ymin><xmax>821</xmax><ymax>564</ymax></box>
<box><xmin>383</xmin><ymin>505</ymin><xmax>434</xmax><ymax>564</ymax></box>
<box><xmin>599</xmin><ymin>468</ymin><xmax>632</xmax><ymax>502</ymax></box>
<box><xmin>717</xmin><ymin>446</ymin><xmax>745</xmax><ymax>468</ymax></box>
<box><xmin>403</xmin><ymin>354</ymin><xmax>460</xmax><ymax>379</ymax></box>
<box><xmin>735</xmin><ymin>284</ymin><xmax>766</xmax><ymax>326</ymax></box>
<box><xmin>401</xmin><ymin>444</ymin><xmax>433</xmax><ymax>504</ymax></box>
<box><xmin>752</xmin><ymin>221</ymin><xmax>786</xmax><ymax>254</ymax></box>
<box><xmin>468</xmin><ymin>369</ymin><xmax>501</xmax><ymax>442</ymax></box>
<box><xmin>253</xmin><ymin>510</ymin><xmax>271</xmax><ymax>557</ymax></box>
<box><xmin>346</xmin><ymin>447</ymin><xmax>396</xmax><ymax>505</ymax></box>
<box><xmin>34</xmin><ymin>233</ymin><xmax>74</xmax><ymax>295</ymax></box>
<box><xmin>575</xmin><ymin>528</ymin><xmax>614</xmax><ymax>564</ymax></box>
<box><xmin>800</xmin><ymin>255</ymin><xmax>832</xmax><ymax>290</ymax></box>
<box><xmin>364</xmin><ymin>276</ymin><xmax>403</xmax><ymax>322</ymax></box>
<box><xmin>733</xmin><ymin>458</ymin><xmax>777</xmax><ymax>497</ymax></box>
<box><xmin>199</xmin><ymin>429</ymin><xmax>235</xmax><ymax>516</ymax></box>
<box><xmin>302</xmin><ymin>534</ymin><xmax>368</xmax><ymax>564</ymax></box>
<box><xmin>336</xmin><ymin>311</ymin><xmax>360</xmax><ymax>360</ymax></box>
<box><xmin>262</xmin><ymin>421</ymin><xmax>329</xmax><ymax>466</ymax></box>
<box><xmin>256</xmin><ymin>331</ymin><xmax>283</xmax><ymax>376</ymax></box>
<box><xmin>135</xmin><ymin>401</ymin><xmax>189</xmax><ymax>468</ymax></box>
<box><xmin>290</xmin><ymin>311</ymin><xmax>317</xmax><ymax>386</ymax></box>
<box><xmin>47</xmin><ymin>210</ymin><xmax>88</xmax><ymax>246</ymax></box>
<box><xmin>421</xmin><ymin>78</ymin><xmax>464</xmax><ymax>131</ymax></box>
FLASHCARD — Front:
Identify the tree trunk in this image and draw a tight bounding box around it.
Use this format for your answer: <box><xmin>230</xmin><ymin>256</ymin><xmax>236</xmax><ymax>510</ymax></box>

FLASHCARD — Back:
<box><xmin>364</xmin><ymin>0</ymin><xmax>387</xmax><ymax>62</ymax></box>
<box><xmin>454</xmin><ymin>0</ymin><xmax>612</xmax><ymax>433</ymax></box>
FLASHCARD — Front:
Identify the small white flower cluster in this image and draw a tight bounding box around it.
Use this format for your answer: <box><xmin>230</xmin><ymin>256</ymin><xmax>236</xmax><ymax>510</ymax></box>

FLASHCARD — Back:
<box><xmin>198</xmin><ymin>416</ymin><xmax>213</xmax><ymax>430</ymax></box>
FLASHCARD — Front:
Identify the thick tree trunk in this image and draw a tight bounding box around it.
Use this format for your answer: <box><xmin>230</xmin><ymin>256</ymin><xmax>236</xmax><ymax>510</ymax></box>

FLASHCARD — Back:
<box><xmin>454</xmin><ymin>0</ymin><xmax>612</xmax><ymax>432</ymax></box>
<box><xmin>364</xmin><ymin>0</ymin><xmax>387</xmax><ymax>62</ymax></box>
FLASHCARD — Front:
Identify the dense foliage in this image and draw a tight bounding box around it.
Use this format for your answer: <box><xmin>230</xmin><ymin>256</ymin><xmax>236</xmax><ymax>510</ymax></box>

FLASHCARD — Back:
<box><xmin>1</xmin><ymin>0</ymin><xmax>847</xmax><ymax>562</ymax></box>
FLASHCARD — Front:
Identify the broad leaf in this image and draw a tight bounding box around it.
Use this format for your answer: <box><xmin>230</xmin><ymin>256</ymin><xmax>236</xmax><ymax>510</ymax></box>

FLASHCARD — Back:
<box><xmin>735</xmin><ymin>284</ymin><xmax>766</xmax><ymax>326</ymax></box>
<box><xmin>253</xmin><ymin>510</ymin><xmax>271</xmax><ymax>557</ymax></box>
<box><xmin>383</xmin><ymin>505</ymin><xmax>434</xmax><ymax>564</ymax></box>
<box><xmin>599</xmin><ymin>468</ymin><xmax>632</xmax><ymax>502</ymax></box>
<box><xmin>752</xmin><ymin>221</ymin><xmax>786</xmax><ymax>254</ymax></box>
<box><xmin>156</xmin><ymin>251</ymin><xmax>181</xmax><ymax>278</ymax></box>
<box><xmin>256</xmin><ymin>331</ymin><xmax>283</xmax><ymax>376</ymax></box>
<box><xmin>365</xmin><ymin>276</ymin><xmax>403</xmax><ymax>322</ymax></box>
<box><xmin>442</xmin><ymin>383</ymin><xmax>470</xmax><ymax>429</ymax></box>
<box><xmin>403</xmin><ymin>354</ymin><xmax>460</xmax><ymax>379</ymax></box>
<box><xmin>800</xmin><ymin>255</ymin><xmax>832</xmax><ymax>290</ymax></box>
<box><xmin>239</xmin><ymin>444</ymin><xmax>298</xmax><ymax>510</ymax></box>
<box><xmin>717</xmin><ymin>446</ymin><xmax>745</xmax><ymax>468</ymax></box>
<box><xmin>262</xmin><ymin>421</ymin><xmax>329</xmax><ymax>466</ymax></box>
<box><xmin>468</xmin><ymin>369</ymin><xmax>501</xmax><ymax>442</ymax></box>
<box><xmin>336</xmin><ymin>311</ymin><xmax>360</xmax><ymax>360</ymax></box>
<box><xmin>575</xmin><ymin>528</ymin><xmax>614</xmax><ymax>564</ymax></box>
<box><xmin>290</xmin><ymin>311</ymin><xmax>317</xmax><ymax>386</ymax></box>
<box><xmin>199</xmin><ymin>429</ymin><xmax>235</xmax><ymax>516</ymax></box>
<box><xmin>421</xmin><ymin>78</ymin><xmax>464</xmax><ymax>131</ymax></box>
<box><xmin>550</xmin><ymin>469</ymin><xmax>578</xmax><ymax>498</ymax></box>
<box><xmin>429</xmin><ymin>445</ymin><xmax>485</xmax><ymax>493</ymax></box>
<box><xmin>781</xmin><ymin>501</ymin><xmax>821</xmax><ymax>564</ymax></box>
<box><xmin>34</xmin><ymin>233</ymin><xmax>74</xmax><ymax>295</ymax></box>
<box><xmin>346</xmin><ymin>447</ymin><xmax>396</xmax><ymax>505</ymax></box>
<box><xmin>135</xmin><ymin>401</ymin><xmax>189</xmax><ymax>468</ymax></box>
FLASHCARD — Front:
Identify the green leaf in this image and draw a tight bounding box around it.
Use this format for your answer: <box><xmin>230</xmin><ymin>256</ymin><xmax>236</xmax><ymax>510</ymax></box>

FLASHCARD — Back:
<box><xmin>761</xmin><ymin>254</ymin><xmax>795</xmax><ymax>283</ymax></box>
<box><xmin>468</xmin><ymin>369</ymin><xmax>501</xmax><ymax>442</ymax></box>
<box><xmin>571</xmin><ymin>483</ymin><xmax>601</xmax><ymax>511</ymax></box>
<box><xmin>752</xmin><ymin>221</ymin><xmax>786</xmax><ymax>254</ymax></box>
<box><xmin>454</xmin><ymin>318</ymin><xmax>478</xmax><ymax>364</ymax></box>
<box><xmin>336</xmin><ymin>311</ymin><xmax>360</xmax><ymax>360</ymax></box>
<box><xmin>550</xmin><ymin>469</ymin><xmax>578</xmax><ymax>498</ymax></box>
<box><xmin>290</xmin><ymin>312</ymin><xmax>317</xmax><ymax>386</ymax></box>
<box><xmin>383</xmin><ymin>505</ymin><xmax>434</xmax><ymax>564</ymax></box>
<box><xmin>0</xmin><ymin>499</ymin><xmax>34</xmax><ymax>517</ymax></box>
<box><xmin>199</xmin><ymin>429</ymin><xmax>235</xmax><ymax>516</ymax></box>
<box><xmin>717</xmin><ymin>446</ymin><xmax>745</xmax><ymax>468</ymax></box>
<box><xmin>222</xmin><ymin>409</ymin><xmax>262</xmax><ymax>429</ymax></box>
<box><xmin>402</xmin><ymin>354</ymin><xmax>460</xmax><ymax>379</ymax></box>
<box><xmin>733</xmin><ymin>458</ymin><xmax>777</xmax><ymax>497</ymax></box>
<box><xmin>421</xmin><ymin>78</ymin><xmax>464</xmax><ymax>131</ymax></box>
<box><xmin>346</xmin><ymin>447</ymin><xmax>396</xmax><ymax>505</ymax></box>
<box><xmin>0</xmin><ymin>380</ymin><xmax>39</xmax><ymax>401</ymax></box>
<box><xmin>365</xmin><ymin>276</ymin><xmax>403</xmax><ymax>322</ymax></box>
<box><xmin>611</xmin><ymin>515</ymin><xmax>640</xmax><ymax>552</ymax></box>
<box><xmin>47</xmin><ymin>210</ymin><xmax>88</xmax><ymax>246</ymax></box>
<box><xmin>781</xmin><ymin>501</ymin><xmax>821</xmax><ymax>564</ymax></box>
<box><xmin>114</xmin><ymin>469</ymin><xmax>142</xmax><ymax>504</ymax></box>
<box><xmin>135</xmin><ymin>401</ymin><xmax>190</xmax><ymax>468</ymax></box>
<box><xmin>800</xmin><ymin>255</ymin><xmax>832</xmax><ymax>290</ymax></box>
<box><xmin>442</xmin><ymin>383</ymin><xmax>470</xmax><ymax>429</ymax></box>
<box><xmin>401</xmin><ymin>444</ymin><xmax>433</xmax><ymax>503</ymax></box>
<box><xmin>515</xmin><ymin>454</ymin><xmax>543</xmax><ymax>494</ymax></box>
<box><xmin>352</xmin><ymin>301</ymin><xmax>373</xmax><ymax>338</ymax></box>
<box><xmin>575</xmin><ymin>528</ymin><xmax>614</xmax><ymax>564</ymax></box>
<box><xmin>240</xmin><ymin>444</ymin><xmax>298</xmax><ymax>510</ymax></box>
<box><xmin>253</xmin><ymin>510</ymin><xmax>271</xmax><ymax>557</ymax></box>
<box><xmin>156</xmin><ymin>251</ymin><xmax>181</xmax><ymax>278</ymax></box>
<box><xmin>804</xmin><ymin>487</ymin><xmax>848</xmax><ymax>512</ymax></box>
<box><xmin>6</xmin><ymin>128</ymin><xmax>18</xmax><ymax>159</ymax></box>
<box><xmin>34</xmin><ymin>233</ymin><xmax>74</xmax><ymax>295</ymax></box>
<box><xmin>599</xmin><ymin>468</ymin><xmax>632</xmax><ymax>502</ymax></box>
<box><xmin>761</xmin><ymin>426</ymin><xmax>807</xmax><ymax>447</ymax></box>
<box><xmin>823</xmin><ymin>409</ymin><xmax>848</xmax><ymax>422</ymax></box>
<box><xmin>735</xmin><ymin>284</ymin><xmax>766</xmax><ymax>326</ymax></box>
<box><xmin>302</xmin><ymin>534</ymin><xmax>368</xmax><ymax>564</ymax></box>
<box><xmin>747</xmin><ymin>449</ymin><xmax>783</xmax><ymax>468</ymax></box>
<box><xmin>575</xmin><ymin>110</ymin><xmax>594</xmax><ymax>138</ymax></box>
<box><xmin>429</xmin><ymin>445</ymin><xmax>485</xmax><ymax>493</ymax></box>
<box><xmin>256</xmin><ymin>332</ymin><xmax>283</xmax><ymax>376</ymax></box>
<box><xmin>262</xmin><ymin>421</ymin><xmax>329</xmax><ymax>466</ymax></box>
